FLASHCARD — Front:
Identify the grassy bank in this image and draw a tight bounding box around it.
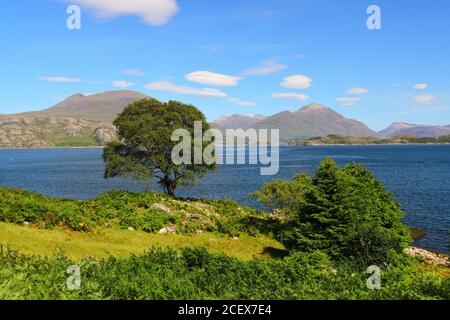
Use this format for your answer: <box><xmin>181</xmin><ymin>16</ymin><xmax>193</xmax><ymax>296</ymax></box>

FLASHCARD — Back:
<box><xmin>0</xmin><ymin>188</ymin><xmax>279</xmax><ymax>237</ymax></box>
<box><xmin>0</xmin><ymin>246</ymin><xmax>448</xmax><ymax>300</ymax></box>
<box><xmin>0</xmin><ymin>187</ymin><xmax>448</xmax><ymax>300</ymax></box>
<box><xmin>0</xmin><ymin>222</ymin><xmax>283</xmax><ymax>261</ymax></box>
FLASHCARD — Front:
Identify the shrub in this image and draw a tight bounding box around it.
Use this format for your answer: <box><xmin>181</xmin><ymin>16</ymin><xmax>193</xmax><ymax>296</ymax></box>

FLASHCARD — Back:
<box><xmin>253</xmin><ymin>158</ymin><xmax>412</xmax><ymax>264</ymax></box>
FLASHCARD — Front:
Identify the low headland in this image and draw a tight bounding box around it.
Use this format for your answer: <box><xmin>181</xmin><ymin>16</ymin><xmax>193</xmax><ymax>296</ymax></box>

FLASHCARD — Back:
<box><xmin>289</xmin><ymin>134</ymin><xmax>450</xmax><ymax>146</ymax></box>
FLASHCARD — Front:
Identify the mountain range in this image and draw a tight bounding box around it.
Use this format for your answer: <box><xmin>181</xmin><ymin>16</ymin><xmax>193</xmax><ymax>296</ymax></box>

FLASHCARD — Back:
<box><xmin>1</xmin><ymin>90</ymin><xmax>448</xmax><ymax>148</ymax></box>
<box><xmin>378</xmin><ymin>122</ymin><xmax>450</xmax><ymax>138</ymax></box>
<box><xmin>215</xmin><ymin>103</ymin><xmax>377</xmax><ymax>141</ymax></box>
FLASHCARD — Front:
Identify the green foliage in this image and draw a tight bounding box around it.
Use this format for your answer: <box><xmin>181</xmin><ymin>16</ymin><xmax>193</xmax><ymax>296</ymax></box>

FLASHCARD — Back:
<box><xmin>103</xmin><ymin>98</ymin><xmax>217</xmax><ymax>196</ymax></box>
<box><xmin>253</xmin><ymin>158</ymin><xmax>412</xmax><ymax>264</ymax></box>
<box><xmin>0</xmin><ymin>245</ymin><xmax>447</xmax><ymax>300</ymax></box>
<box><xmin>0</xmin><ymin>188</ymin><xmax>274</xmax><ymax>237</ymax></box>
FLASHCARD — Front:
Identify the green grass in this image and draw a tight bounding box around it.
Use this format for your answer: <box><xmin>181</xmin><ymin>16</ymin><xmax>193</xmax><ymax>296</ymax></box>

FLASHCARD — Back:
<box><xmin>0</xmin><ymin>188</ymin><xmax>280</xmax><ymax>236</ymax></box>
<box><xmin>0</xmin><ymin>246</ymin><xmax>448</xmax><ymax>300</ymax></box>
<box><xmin>0</xmin><ymin>187</ymin><xmax>448</xmax><ymax>300</ymax></box>
<box><xmin>0</xmin><ymin>222</ymin><xmax>284</xmax><ymax>261</ymax></box>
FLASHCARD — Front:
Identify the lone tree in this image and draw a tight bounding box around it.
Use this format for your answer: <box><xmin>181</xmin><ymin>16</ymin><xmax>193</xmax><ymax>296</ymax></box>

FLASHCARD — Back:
<box><xmin>103</xmin><ymin>98</ymin><xmax>217</xmax><ymax>196</ymax></box>
<box><xmin>253</xmin><ymin>158</ymin><xmax>412</xmax><ymax>265</ymax></box>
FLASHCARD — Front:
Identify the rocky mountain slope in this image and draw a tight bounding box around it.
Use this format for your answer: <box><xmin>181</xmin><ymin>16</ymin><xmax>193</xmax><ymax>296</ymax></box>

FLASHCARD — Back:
<box><xmin>0</xmin><ymin>116</ymin><xmax>116</xmax><ymax>148</ymax></box>
<box><xmin>247</xmin><ymin>104</ymin><xmax>377</xmax><ymax>141</ymax></box>
<box><xmin>214</xmin><ymin>114</ymin><xmax>266</xmax><ymax>130</ymax></box>
<box><xmin>16</xmin><ymin>90</ymin><xmax>146</xmax><ymax>124</ymax></box>
<box><xmin>379</xmin><ymin>122</ymin><xmax>450</xmax><ymax>138</ymax></box>
<box><xmin>1</xmin><ymin>90</ymin><xmax>145</xmax><ymax>148</ymax></box>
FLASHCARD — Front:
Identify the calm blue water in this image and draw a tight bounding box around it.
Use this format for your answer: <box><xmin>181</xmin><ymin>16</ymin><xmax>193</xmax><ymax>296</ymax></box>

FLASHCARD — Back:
<box><xmin>0</xmin><ymin>145</ymin><xmax>449</xmax><ymax>253</ymax></box>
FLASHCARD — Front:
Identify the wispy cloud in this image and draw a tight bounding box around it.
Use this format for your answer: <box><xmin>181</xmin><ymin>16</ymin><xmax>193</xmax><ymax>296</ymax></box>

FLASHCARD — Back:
<box><xmin>346</xmin><ymin>87</ymin><xmax>368</xmax><ymax>94</ymax></box>
<box><xmin>38</xmin><ymin>76</ymin><xmax>82</xmax><ymax>83</ymax></box>
<box><xmin>145</xmin><ymin>80</ymin><xmax>227</xmax><ymax>98</ymax></box>
<box><xmin>413</xmin><ymin>94</ymin><xmax>435</xmax><ymax>104</ymax></box>
<box><xmin>145</xmin><ymin>80</ymin><xmax>255</xmax><ymax>106</ymax></box>
<box><xmin>335</xmin><ymin>97</ymin><xmax>362</xmax><ymax>107</ymax></box>
<box><xmin>122</xmin><ymin>68</ymin><xmax>145</xmax><ymax>77</ymax></box>
<box><xmin>242</xmin><ymin>60</ymin><xmax>287</xmax><ymax>76</ymax></box>
<box><xmin>270</xmin><ymin>92</ymin><xmax>309</xmax><ymax>101</ymax></box>
<box><xmin>68</xmin><ymin>0</ymin><xmax>179</xmax><ymax>26</ymax></box>
<box><xmin>112</xmin><ymin>80</ymin><xmax>134</xmax><ymax>88</ymax></box>
<box><xmin>185</xmin><ymin>71</ymin><xmax>241</xmax><ymax>87</ymax></box>
<box><xmin>281</xmin><ymin>75</ymin><xmax>312</xmax><ymax>89</ymax></box>
<box><xmin>227</xmin><ymin>97</ymin><xmax>256</xmax><ymax>106</ymax></box>
<box><xmin>413</xmin><ymin>83</ymin><xmax>428</xmax><ymax>90</ymax></box>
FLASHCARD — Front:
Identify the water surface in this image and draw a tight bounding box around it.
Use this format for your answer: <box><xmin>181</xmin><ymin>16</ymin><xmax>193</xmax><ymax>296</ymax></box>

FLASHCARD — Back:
<box><xmin>0</xmin><ymin>145</ymin><xmax>448</xmax><ymax>253</ymax></box>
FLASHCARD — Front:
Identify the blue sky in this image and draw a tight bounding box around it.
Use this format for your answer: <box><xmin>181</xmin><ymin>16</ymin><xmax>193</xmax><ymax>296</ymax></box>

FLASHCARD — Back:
<box><xmin>1</xmin><ymin>0</ymin><xmax>450</xmax><ymax>130</ymax></box>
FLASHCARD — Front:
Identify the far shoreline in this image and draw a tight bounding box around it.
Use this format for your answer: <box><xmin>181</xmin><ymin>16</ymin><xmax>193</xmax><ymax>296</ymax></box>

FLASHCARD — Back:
<box><xmin>1</xmin><ymin>143</ymin><xmax>450</xmax><ymax>151</ymax></box>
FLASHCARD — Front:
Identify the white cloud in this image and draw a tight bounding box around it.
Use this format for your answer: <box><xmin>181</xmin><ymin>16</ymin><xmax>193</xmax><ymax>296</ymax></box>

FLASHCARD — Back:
<box><xmin>227</xmin><ymin>98</ymin><xmax>256</xmax><ymax>106</ymax></box>
<box><xmin>270</xmin><ymin>92</ymin><xmax>309</xmax><ymax>101</ymax></box>
<box><xmin>70</xmin><ymin>0</ymin><xmax>179</xmax><ymax>26</ymax></box>
<box><xmin>145</xmin><ymin>80</ymin><xmax>227</xmax><ymax>98</ymax></box>
<box><xmin>242</xmin><ymin>60</ymin><xmax>287</xmax><ymax>76</ymax></box>
<box><xmin>185</xmin><ymin>71</ymin><xmax>241</xmax><ymax>87</ymax></box>
<box><xmin>413</xmin><ymin>83</ymin><xmax>428</xmax><ymax>90</ymax></box>
<box><xmin>122</xmin><ymin>68</ymin><xmax>145</xmax><ymax>77</ymax></box>
<box><xmin>38</xmin><ymin>76</ymin><xmax>82</xmax><ymax>83</ymax></box>
<box><xmin>413</xmin><ymin>94</ymin><xmax>435</xmax><ymax>104</ymax></box>
<box><xmin>346</xmin><ymin>87</ymin><xmax>368</xmax><ymax>94</ymax></box>
<box><xmin>112</xmin><ymin>80</ymin><xmax>134</xmax><ymax>88</ymax></box>
<box><xmin>335</xmin><ymin>97</ymin><xmax>362</xmax><ymax>107</ymax></box>
<box><xmin>281</xmin><ymin>75</ymin><xmax>312</xmax><ymax>89</ymax></box>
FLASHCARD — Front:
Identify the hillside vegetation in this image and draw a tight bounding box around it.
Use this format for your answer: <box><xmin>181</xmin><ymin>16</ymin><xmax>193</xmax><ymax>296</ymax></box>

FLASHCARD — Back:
<box><xmin>0</xmin><ymin>246</ymin><xmax>448</xmax><ymax>300</ymax></box>
<box><xmin>0</xmin><ymin>188</ymin><xmax>280</xmax><ymax>237</ymax></box>
<box><xmin>0</xmin><ymin>159</ymin><xmax>448</xmax><ymax>300</ymax></box>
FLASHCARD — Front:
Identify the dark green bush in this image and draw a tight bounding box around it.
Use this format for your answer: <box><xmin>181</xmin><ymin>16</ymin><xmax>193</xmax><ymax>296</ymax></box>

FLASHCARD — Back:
<box><xmin>253</xmin><ymin>158</ymin><xmax>412</xmax><ymax>264</ymax></box>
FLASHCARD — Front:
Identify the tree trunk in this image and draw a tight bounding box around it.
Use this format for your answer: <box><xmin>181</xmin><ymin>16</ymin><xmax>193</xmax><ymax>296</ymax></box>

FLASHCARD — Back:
<box><xmin>162</xmin><ymin>177</ymin><xmax>176</xmax><ymax>197</ymax></box>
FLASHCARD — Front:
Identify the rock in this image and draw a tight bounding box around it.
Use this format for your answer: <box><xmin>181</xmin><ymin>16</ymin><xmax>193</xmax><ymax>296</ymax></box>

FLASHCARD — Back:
<box><xmin>189</xmin><ymin>214</ymin><xmax>203</xmax><ymax>221</ymax></box>
<box><xmin>93</xmin><ymin>126</ymin><xmax>117</xmax><ymax>144</ymax></box>
<box><xmin>23</xmin><ymin>221</ymin><xmax>30</xmax><ymax>225</ymax></box>
<box><xmin>230</xmin><ymin>236</ymin><xmax>239</xmax><ymax>241</ymax></box>
<box><xmin>152</xmin><ymin>203</ymin><xmax>171</xmax><ymax>213</ymax></box>
<box><xmin>325</xmin><ymin>267</ymin><xmax>337</xmax><ymax>275</ymax></box>
<box><xmin>128</xmin><ymin>227</ymin><xmax>135</xmax><ymax>231</ymax></box>
<box><xmin>195</xmin><ymin>230</ymin><xmax>203</xmax><ymax>234</ymax></box>
<box><xmin>159</xmin><ymin>226</ymin><xmax>177</xmax><ymax>234</ymax></box>
<box><xmin>404</xmin><ymin>246</ymin><xmax>450</xmax><ymax>267</ymax></box>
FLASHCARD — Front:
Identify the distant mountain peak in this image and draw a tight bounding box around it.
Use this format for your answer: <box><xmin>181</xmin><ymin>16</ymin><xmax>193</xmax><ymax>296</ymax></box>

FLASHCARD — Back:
<box><xmin>213</xmin><ymin>113</ymin><xmax>267</xmax><ymax>130</ymax></box>
<box><xmin>224</xmin><ymin>103</ymin><xmax>378</xmax><ymax>141</ymax></box>
<box><xmin>67</xmin><ymin>93</ymin><xmax>85</xmax><ymax>99</ymax></box>
<box><xmin>14</xmin><ymin>90</ymin><xmax>147</xmax><ymax>123</ymax></box>
<box><xmin>379</xmin><ymin>122</ymin><xmax>450</xmax><ymax>137</ymax></box>
<box><xmin>299</xmin><ymin>103</ymin><xmax>328</xmax><ymax>112</ymax></box>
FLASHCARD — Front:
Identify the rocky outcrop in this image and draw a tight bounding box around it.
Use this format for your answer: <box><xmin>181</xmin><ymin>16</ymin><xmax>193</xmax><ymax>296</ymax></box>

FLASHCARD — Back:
<box><xmin>404</xmin><ymin>246</ymin><xmax>449</xmax><ymax>267</ymax></box>
<box><xmin>0</xmin><ymin>116</ymin><xmax>117</xmax><ymax>148</ymax></box>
